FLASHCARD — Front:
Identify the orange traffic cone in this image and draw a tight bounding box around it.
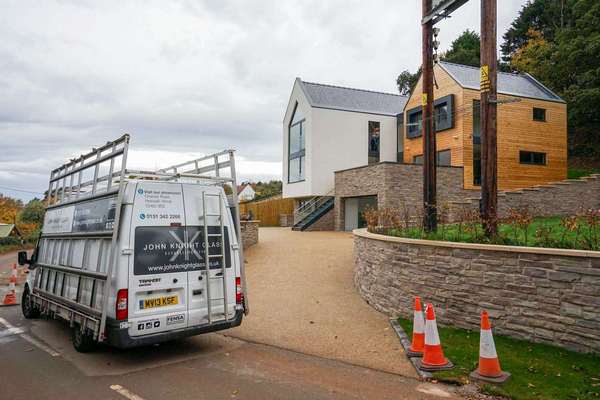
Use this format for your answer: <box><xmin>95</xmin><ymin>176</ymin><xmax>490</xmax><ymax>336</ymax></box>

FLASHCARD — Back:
<box><xmin>407</xmin><ymin>296</ymin><xmax>425</xmax><ymax>357</ymax></box>
<box><xmin>470</xmin><ymin>311</ymin><xmax>510</xmax><ymax>383</ymax></box>
<box><xmin>2</xmin><ymin>264</ymin><xmax>18</xmax><ymax>306</ymax></box>
<box><xmin>416</xmin><ymin>304</ymin><xmax>453</xmax><ymax>371</ymax></box>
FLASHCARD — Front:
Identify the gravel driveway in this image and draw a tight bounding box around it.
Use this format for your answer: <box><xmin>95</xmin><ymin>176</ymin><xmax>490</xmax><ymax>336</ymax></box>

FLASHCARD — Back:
<box><xmin>226</xmin><ymin>227</ymin><xmax>416</xmax><ymax>377</ymax></box>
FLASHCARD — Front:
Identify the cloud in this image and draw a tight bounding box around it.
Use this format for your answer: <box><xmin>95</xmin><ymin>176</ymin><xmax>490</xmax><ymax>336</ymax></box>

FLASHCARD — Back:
<box><xmin>0</xmin><ymin>0</ymin><xmax>527</xmax><ymax>201</ymax></box>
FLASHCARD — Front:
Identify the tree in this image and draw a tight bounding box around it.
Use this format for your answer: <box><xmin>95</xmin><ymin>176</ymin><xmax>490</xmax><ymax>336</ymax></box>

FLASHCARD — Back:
<box><xmin>441</xmin><ymin>30</ymin><xmax>481</xmax><ymax>67</ymax></box>
<box><xmin>396</xmin><ymin>69</ymin><xmax>420</xmax><ymax>96</ymax></box>
<box><xmin>507</xmin><ymin>0</ymin><xmax>600</xmax><ymax>157</ymax></box>
<box><xmin>501</xmin><ymin>0</ymin><xmax>575</xmax><ymax>61</ymax></box>
<box><xmin>19</xmin><ymin>198</ymin><xmax>45</xmax><ymax>225</ymax></box>
<box><xmin>0</xmin><ymin>194</ymin><xmax>23</xmax><ymax>224</ymax></box>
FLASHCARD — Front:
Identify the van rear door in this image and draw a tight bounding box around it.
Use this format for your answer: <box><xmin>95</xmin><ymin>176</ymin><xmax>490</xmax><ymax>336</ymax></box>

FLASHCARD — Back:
<box><xmin>129</xmin><ymin>183</ymin><xmax>190</xmax><ymax>336</ymax></box>
<box><xmin>182</xmin><ymin>185</ymin><xmax>236</xmax><ymax>326</ymax></box>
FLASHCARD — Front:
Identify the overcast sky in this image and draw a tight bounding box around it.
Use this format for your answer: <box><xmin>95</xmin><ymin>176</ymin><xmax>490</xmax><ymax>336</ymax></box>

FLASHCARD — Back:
<box><xmin>0</xmin><ymin>0</ymin><xmax>527</xmax><ymax>201</ymax></box>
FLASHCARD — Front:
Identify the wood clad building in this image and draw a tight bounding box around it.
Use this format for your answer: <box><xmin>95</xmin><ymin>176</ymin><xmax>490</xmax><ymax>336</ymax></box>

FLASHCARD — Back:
<box><xmin>402</xmin><ymin>61</ymin><xmax>567</xmax><ymax>190</ymax></box>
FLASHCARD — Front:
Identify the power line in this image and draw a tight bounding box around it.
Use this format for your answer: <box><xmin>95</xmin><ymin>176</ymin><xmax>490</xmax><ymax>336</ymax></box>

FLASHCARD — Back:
<box><xmin>0</xmin><ymin>185</ymin><xmax>44</xmax><ymax>195</ymax></box>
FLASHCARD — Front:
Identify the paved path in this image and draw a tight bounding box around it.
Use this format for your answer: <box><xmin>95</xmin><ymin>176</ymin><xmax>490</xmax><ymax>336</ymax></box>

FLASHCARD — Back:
<box><xmin>0</xmin><ymin>306</ymin><xmax>460</xmax><ymax>400</ymax></box>
<box><xmin>228</xmin><ymin>228</ymin><xmax>416</xmax><ymax>377</ymax></box>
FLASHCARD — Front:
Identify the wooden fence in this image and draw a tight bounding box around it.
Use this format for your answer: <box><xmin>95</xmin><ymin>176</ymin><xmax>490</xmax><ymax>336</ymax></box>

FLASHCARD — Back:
<box><xmin>239</xmin><ymin>195</ymin><xmax>294</xmax><ymax>227</ymax></box>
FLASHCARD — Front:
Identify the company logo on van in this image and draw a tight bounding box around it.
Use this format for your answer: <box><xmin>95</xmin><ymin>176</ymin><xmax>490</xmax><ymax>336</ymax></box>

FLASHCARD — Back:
<box><xmin>139</xmin><ymin>213</ymin><xmax>145</xmax><ymax>220</ymax></box>
<box><xmin>166</xmin><ymin>314</ymin><xmax>185</xmax><ymax>326</ymax></box>
<box><xmin>138</xmin><ymin>188</ymin><xmax>144</xmax><ymax>195</ymax></box>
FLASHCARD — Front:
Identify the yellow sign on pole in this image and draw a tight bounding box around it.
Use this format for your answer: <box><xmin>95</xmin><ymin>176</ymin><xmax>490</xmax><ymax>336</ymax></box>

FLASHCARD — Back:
<box><xmin>481</xmin><ymin>65</ymin><xmax>491</xmax><ymax>92</ymax></box>
<box><xmin>422</xmin><ymin>93</ymin><xmax>428</xmax><ymax>106</ymax></box>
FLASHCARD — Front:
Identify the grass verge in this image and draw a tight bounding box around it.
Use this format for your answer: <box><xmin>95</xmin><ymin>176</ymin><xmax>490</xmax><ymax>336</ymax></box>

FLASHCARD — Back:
<box><xmin>568</xmin><ymin>168</ymin><xmax>600</xmax><ymax>180</ymax></box>
<box><xmin>398</xmin><ymin>318</ymin><xmax>600</xmax><ymax>400</ymax></box>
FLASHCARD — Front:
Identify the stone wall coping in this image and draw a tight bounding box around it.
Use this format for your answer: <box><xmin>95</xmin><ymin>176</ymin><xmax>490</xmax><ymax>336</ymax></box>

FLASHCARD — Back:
<box><xmin>334</xmin><ymin>161</ymin><xmax>465</xmax><ymax>175</ymax></box>
<box><xmin>353</xmin><ymin>228</ymin><xmax>600</xmax><ymax>259</ymax></box>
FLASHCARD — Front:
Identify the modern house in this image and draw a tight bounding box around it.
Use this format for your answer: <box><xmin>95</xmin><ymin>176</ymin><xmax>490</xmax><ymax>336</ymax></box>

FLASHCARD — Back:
<box><xmin>403</xmin><ymin>61</ymin><xmax>567</xmax><ymax>190</ymax></box>
<box><xmin>237</xmin><ymin>183</ymin><xmax>256</xmax><ymax>202</ymax></box>
<box><xmin>283</xmin><ymin>62</ymin><xmax>567</xmax><ymax>231</ymax></box>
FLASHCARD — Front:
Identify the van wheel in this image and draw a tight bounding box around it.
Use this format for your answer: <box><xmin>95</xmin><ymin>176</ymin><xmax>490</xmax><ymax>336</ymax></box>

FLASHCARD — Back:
<box><xmin>21</xmin><ymin>287</ymin><xmax>40</xmax><ymax>319</ymax></box>
<box><xmin>72</xmin><ymin>326</ymin><xmax>96</xmax><ymax>353</ymax></box>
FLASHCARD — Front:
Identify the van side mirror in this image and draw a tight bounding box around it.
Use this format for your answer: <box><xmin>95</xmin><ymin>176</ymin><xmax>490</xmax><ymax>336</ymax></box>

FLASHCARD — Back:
<box><xmin>18</xmin><ymin>251</ymin><xmax>29</xmax><ymax>266</ymax></box>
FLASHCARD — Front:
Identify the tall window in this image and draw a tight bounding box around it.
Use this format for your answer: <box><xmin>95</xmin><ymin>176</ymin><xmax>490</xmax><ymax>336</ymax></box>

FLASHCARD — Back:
<box><xmin>288</xmin><ymin>104</ymin><xmax>305</xmax><ymax>183</ymax></box>
<box><xmin>473</xmin><ymin>100</ymin><xmax>481</xmax><ymax>186</ymax></box>
<box><xmin>368</xmin><ymin>121</ymin><xmax>380</xmax><ymax>164</ymax></box>
<box><xmin>397</xmin><ymin>113</ymin><xmax>404</xmax><ymax>162</ymax></box>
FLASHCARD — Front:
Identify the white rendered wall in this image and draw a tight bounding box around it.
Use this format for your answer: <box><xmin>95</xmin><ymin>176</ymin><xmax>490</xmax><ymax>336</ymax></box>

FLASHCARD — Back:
<box><xmin>309</xmin><ymin>107</ymin><xmax>398</xmax><ymax>196</ymax></box>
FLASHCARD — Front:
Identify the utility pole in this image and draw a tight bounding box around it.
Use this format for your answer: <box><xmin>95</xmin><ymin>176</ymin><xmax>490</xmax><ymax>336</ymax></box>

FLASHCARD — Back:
<box><xmin>480</xmin><ymin>0</ymin><xmax>498</xmax><ymax>236</ymax></box>
<box><xmin>422</xmin><ymin>0</ymin><xmax>437</xmax><ymax>232</ymax></box>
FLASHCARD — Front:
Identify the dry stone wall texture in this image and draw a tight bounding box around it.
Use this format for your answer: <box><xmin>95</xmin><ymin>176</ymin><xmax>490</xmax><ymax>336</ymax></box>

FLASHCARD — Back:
<box><xmin>354</xmin><ymin>231</ymin><xmax>600</xmax><ymax>353</ymax></box>
<box><xmin>240</xmin><ymin>221</ymin><xmax>259</xmax><ymax>249</ymax></box>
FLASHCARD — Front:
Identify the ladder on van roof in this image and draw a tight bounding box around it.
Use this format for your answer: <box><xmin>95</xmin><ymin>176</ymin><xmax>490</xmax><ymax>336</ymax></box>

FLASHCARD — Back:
<box><xmin>38</xmin><ymin>134</ymin><xmax>130</xmax><ymax>341</ymax></box>
<box><xmin>36</xmin><ymin>135</ymin><xmax>248</xmax><ymax>343</ymax></box>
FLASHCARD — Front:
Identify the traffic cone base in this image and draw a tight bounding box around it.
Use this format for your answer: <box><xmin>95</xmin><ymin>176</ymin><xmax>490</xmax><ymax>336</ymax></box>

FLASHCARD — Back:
<box><xmin>415</xmin><ymin>357</ymin><xmax>454</xmax><ymax>372</ymax></box>
<box><xmin>469</xmin><ymin>369</ymin><xmax>511</xmax><ymax>384</ymax></box>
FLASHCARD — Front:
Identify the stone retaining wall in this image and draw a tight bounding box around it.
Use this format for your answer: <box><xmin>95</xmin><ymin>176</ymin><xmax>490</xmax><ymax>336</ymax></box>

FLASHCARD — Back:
<box><xmin>240</xmin><ymin>221</ymin><xmax>259</xmax><ymax>249</ymax></box>
<box><xmin>354</xmin><ymin>229</ymin><xmax>600</xmax><ymax>353</ymax></box>
<box><xmin>334</xmin><ymin>163</ymin><xmax>478</xmax><ymax>230</ymax></box>
<box><xmin>449</xmin><ymin>174</ymin><xmax>600</xmax><ymax>221</ymax></box>
<box><xmin>305</xmin><ymin>208</ymin><xmax>335</xmax><ymax>231</ymax></box>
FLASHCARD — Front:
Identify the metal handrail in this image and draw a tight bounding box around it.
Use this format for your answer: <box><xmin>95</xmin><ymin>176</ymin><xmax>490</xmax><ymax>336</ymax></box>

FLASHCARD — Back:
<box><xmin>293</xmin><ymin>189</ymin><xmax>334</xmax><ymax>226</ymax></box>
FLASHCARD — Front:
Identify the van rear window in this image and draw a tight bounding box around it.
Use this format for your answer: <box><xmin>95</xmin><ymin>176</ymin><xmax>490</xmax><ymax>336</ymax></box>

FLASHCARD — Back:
<box><xmin>134</xmin><ymin>226</ymin><xmax>231</xmax><ymax>275</ymax></box>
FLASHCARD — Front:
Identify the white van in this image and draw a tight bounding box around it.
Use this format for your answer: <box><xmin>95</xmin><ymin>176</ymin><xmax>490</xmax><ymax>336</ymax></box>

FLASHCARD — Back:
<box><xmin>18</xmin><ymin>135</ymin><xmax>248</xmax><ymax>352</ymax></box>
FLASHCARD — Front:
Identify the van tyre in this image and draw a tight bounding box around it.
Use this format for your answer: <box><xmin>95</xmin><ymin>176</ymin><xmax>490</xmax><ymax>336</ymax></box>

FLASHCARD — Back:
<box><xmin>72</xmin><ymin>326</ymin><xmax>96</xmax><ymax>353</ymax></box>
<box><xmin>21</xmin><ymin>286</ymin><xmax>40</xmax><ymax>319</ymax></box>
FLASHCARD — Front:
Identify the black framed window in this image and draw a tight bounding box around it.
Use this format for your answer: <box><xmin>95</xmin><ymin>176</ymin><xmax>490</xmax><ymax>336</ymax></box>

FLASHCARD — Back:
<box><xmin>413</xmin><ymin>150</ymin><xmax>451</xmax><ymax>166</ymax></box>
<box><xmin>407</xmin><ymin>109</ymin><xmax>422</xmax><ymax>138</ymax></box>
<box><xmin>520</xmin><ymin>151</ymin><xmax>547</xmax><ymax>165</ymax></box>
<box><xmin>473</xmin><ymin>100</ymin><xmax>481</xmax><ymax>186</ymax></box>
<box><xmin>368</xmin><ymin>121</ymin><xmax>380</xmax><ymax>164</ymax></box>
<box><xmin>397</xmin><ymin>113</ymin><xmax>404</xmax><ymax>163</ymax></box>
<box><xmin>533</xmin><ymin>107</ymin><xmax>546</xmax><ymax>122</ymax></box>
<box><xmin>437</xmin><ymin>149</ymin><xmax>451</xmax><ymax>167</ymax></box>
<box><xmin>288</xmin><ymin>104</ymin><xmax>306</xmax><ymax>183</ymax></box>
<box><xmin>405</xmin><ymin>94</ymin><xmax>454</xmax><ymax>139</ymax></box>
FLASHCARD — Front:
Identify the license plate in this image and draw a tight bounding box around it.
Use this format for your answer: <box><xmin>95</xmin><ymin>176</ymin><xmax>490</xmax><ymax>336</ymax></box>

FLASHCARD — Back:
<box><xmin>140</xmin><ymin>295</ymin><xmax>178</xmax><ymax>310</ymax></box>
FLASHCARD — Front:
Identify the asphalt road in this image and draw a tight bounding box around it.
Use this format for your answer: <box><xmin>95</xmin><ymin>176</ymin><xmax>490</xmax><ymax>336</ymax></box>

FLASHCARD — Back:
<box><xmin>0</xmin><ymin>305</ymin><xmax>460</xmax><ymax>400</ymax></box>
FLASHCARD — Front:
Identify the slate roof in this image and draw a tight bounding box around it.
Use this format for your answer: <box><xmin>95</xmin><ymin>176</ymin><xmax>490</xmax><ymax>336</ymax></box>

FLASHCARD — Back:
<box><xmin>439</xmin><ymin>61</ymin><xmax>564</xmax><ymax>103</ymax></box>
<box><xmin>298</xmin><ymin>79</ymin><xmax>408</xmax><ymax>116</ymax></box>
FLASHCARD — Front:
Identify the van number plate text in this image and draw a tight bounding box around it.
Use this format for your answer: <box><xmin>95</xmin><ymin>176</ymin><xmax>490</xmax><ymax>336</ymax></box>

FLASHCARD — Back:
<box><xmin>140</xmin><ymin>295</ymin><xmax>178</xmax><ymax>309</ymax></box>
